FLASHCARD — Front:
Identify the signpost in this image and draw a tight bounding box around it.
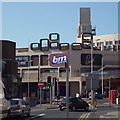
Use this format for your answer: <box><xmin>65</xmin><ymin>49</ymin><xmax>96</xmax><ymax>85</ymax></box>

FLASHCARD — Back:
<box><xmin>38</xmin><ymin>81</ymin><xmax>45</xmax><ymax>107</ymax></box>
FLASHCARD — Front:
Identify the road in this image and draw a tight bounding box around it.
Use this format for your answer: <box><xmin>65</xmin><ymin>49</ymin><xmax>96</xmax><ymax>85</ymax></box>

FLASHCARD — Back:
<box><xmin>8</xmin><ymin>106</ymin><xmax>90</xmax><ymax>120</ymax></box>
<box><xmin>7</xmin><ymin>98</ymin><xmax>119</xmax><ymax>120</ymax></box>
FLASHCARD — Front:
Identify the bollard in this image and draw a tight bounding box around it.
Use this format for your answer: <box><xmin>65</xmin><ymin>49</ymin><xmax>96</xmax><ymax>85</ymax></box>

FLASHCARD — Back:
<box><xmin>94</xmin><ymin>98</ymin><xmax>97</xmax><ymax>107</ymax></box>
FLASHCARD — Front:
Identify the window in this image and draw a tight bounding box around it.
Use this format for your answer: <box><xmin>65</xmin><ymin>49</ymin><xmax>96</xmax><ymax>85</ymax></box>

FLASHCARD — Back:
<box><xmin>49</xmin><ymin>33</ymin><xmax>59</xmax><ymax>41</ymax></box>
<box><xmin>106</xmin><ymin>41</ymin><xmax>109</xmax><ymax>45</ymax></box>
<box><xmin>115</xmin><ymin>41</ymin><xmax>118</xmax><ymax>45</ymax></box>
<box><xmin>100</xmin><ymin>42</ymin><xmax>104</xmax><ymax>45</ymax></box>
<box><xmin>59</xmin><ymin>43</ymin><xmax>69</xmax><ymax>50</ymax></box>
<box><xmin>50</xmin><ymin>42</ymin><xmax>59</xmax><ymax>49</ymax></box>
<box><xmin>31</xmin><ymin>43</ymin><xmax>40</xmax><ymax>50</ymax></box>
<box><xmin>40</xmin><ymin>55</ymin><xmax>48</xmax><ymax>66</ymax></box>
<box><xmin>97</xmin><ymin>42</ymin><xmax>100</xmax><ymax>46</ymax></box>
<box><xmin>40</xmin><ymin>39</ymin><xmax>49</xmax><ymax>51</ymax></box>
<box><xmin>109</xmin><ymin>41</ymin><xmax>113</xmax><ymax>45</ymax></box>
<box><xmin>93</xmin><ymin>43</ymin><xmax>95</xmax><ymax>46</ymax></box>
<box><xmin>41</xmin><ymin>68</ymin><xmax>58</xmax><ymax>73</ymax></box>
<box><xmin>119</xmin><ymin>40</ymin><xmax>120</xmax><ymax>44</ymax></box>
<box><xmin>10</xmin><ymin>100</ymin><xmax>19</xmax><ymax>105</ymax></box>
<box><xmin>31</xmin><ymin>55</ymin><xmax>39</xmax><ymax>66</ymax></box>
<box><xmin>71</xmin><ymin>43</ymin><xmax>82</xmax><ymax>50</ymax></box>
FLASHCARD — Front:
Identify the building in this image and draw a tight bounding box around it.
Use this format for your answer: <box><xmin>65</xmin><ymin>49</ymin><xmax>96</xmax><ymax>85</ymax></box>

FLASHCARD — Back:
<box><xmin>16</xmin><ymin>33</ymin><xmax>120</xmax><ymax>101</ymax></box>
<box><xmin>16</xmin><ymin>8</ymin><xmax>120</xmax><ymax>102</ymax></box>
<box><xmin>77</xmin><ymin>34</ymin><xmax>120</xmax><ymax>51</ymax></box>
<box><xmin>0</xmin><ymin>40</ymin><xmax>19</xmax><ymax>98</ymax></box>
<box><xmin>77</xmin><ymin>8</ymin><xmax>120</xmax><ymax>51</ymax></box>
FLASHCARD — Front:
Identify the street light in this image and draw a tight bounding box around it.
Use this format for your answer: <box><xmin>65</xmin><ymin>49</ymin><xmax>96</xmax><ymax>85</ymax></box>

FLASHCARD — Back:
<box><xmin>27</xmin><ymin>59</ymin><xmax>33</xmax><ymax>99</ymax></box>
<box><xmin>90</xmin><ymin>34</ymin><xmax>94</xmax><ymax>111</ymax></box>
<box><xmin>102</xmin><ymin>58</ymin><xmax>104</xmax><ymax>95</ymax></box>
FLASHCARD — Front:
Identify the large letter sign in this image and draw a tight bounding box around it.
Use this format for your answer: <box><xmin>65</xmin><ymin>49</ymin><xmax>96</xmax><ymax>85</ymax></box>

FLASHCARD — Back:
<box><xmin>50</xmin><ymin>54</ymin><xmax>70</xmax><ymax>66</ymax></box>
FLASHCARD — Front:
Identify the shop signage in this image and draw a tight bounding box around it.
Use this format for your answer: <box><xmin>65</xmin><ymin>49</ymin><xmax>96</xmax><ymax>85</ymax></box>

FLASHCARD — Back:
<box><xmin>81</xmin><ymin>54</ymin><xmax>102</xmax><ymax>66</ymax></box>
<box><xmin>16</xmin><ymin>56</ymin><xmax>30</xmax><ymax>67</ymax></box>
<box><xmin>50</xmin><ymin>54</ymin><xmax>70</xmax><ymax>66</ymax></box>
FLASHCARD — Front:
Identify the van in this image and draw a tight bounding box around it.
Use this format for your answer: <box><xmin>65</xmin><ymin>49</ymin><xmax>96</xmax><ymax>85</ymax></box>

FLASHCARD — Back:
<box><xmin>0</xmin><ymin>80</ymin><xmax>10</xmax><ymax>119</ymax></box>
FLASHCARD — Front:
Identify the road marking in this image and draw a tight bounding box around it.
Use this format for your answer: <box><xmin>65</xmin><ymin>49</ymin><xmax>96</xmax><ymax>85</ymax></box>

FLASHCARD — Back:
<box><xmin>26</xmin><ymin>113</ymin><xmax>45</xmax><ymax>120</ymax></box>
<box><xmin>86</xmin><ymin>112</ymin><xmax>90</xmax><ymax>118</ymax></box>
<box><xmin>79</xmin><ymin>112</ymin><xmax>90</xmax><ymax>120</ymax></box>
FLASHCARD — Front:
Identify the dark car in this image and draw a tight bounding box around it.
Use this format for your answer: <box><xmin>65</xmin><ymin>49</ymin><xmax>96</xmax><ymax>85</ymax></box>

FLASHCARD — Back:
<box><xmin>59</xmin><ymin>97</ymin><xmax>89</xmax><ymax>111</ymax></box>
<box><xmin>95</xmin><ymin>93</ymin><xmax>103</xmax><ymax>99</ymax></box>
<box><xmin>9</xmin><ymin>98</ymin><xmax>31</xmax><ymax>118</ymax></box>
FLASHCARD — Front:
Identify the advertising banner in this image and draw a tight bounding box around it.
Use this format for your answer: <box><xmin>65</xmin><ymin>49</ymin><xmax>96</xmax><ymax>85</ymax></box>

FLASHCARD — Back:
<box><xmin>16</xmin><ymin>56</ymin><xmax>30</xmax><ymax>67</ymax></box>
<box><xmin>81</xmin><ymin>54</ymin><xmax>102</xmax><ymax>66</ymax></box>
<box><xmin>49</xmin><ymin>54</ymin><xmax>70</xmax><ymax>66</ymax></box>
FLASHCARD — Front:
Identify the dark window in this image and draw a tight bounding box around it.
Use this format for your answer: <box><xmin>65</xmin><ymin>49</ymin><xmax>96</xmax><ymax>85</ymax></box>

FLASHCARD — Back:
<box><xmin>109</xmin><ymin>41</ymin><xmax>113</xmax><ymax>45</ymax></box>
<box><xmin>31</xmin><ymin>55</ymin><xmax>39</xmax><ymax>66</ymax></box>
<box><xmin>10</xmin><ymin>100</ymin><xmax>19</xmax><ymax>105</ymax></box>
<box><xmin>106</xmin><ymin>41</ymin><xmax>109</xmax><ymax>45</ymax></box>
<box><xmin>115</xmin><ymin>41</ymin><xmax>118</xmax><ymax>45</ymax></box>
<box><xmin>97</xmin><ymin>42</ymin><xmax>100</xmax><ymax>46</ymax></box>
<box><xmin>40</xmin><ymin>55</ymin><xmax>48</xmax><ymax>66</ymax></box>
<box><xmin>41</xmin><ymin>68</ymin><xmax>58</xmax><ymax>73</ymax></box>
<box><xmin>119</xmin><ymin>40</ymin><xmax>120</xmax><ymax>44</ymax></box>
<box><xmin>100</xmin><ymin>42</ymin><xmax>104</xmax><ymax>45</ymax></box>
<box><xmin>59</xmin><ymin>43</ymin><xmax>69</xmax><ymax>50</ymax></box>
<box><xmin>71</xmin><ymin>43</ymin><xmax>82</xmax><ymax>50</ymax></box>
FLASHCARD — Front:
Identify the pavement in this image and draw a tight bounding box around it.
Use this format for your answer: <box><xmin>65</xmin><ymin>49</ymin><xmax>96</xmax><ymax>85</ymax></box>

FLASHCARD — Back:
<box><xmin>30</xmin><ymin>98</ymin><xmax>120</xmax><ymax>119</ymax></box>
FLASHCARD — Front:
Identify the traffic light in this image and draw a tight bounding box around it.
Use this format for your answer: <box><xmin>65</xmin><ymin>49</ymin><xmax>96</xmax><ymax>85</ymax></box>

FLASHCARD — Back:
<box><xmin>57</xmin><ymin>94</ymin><xmax>60</xmax><ymax>100</ymax></box>
<box><xmin>47</xmin><ymin>76</ymin><xmax>51</xmax><ymax>86</ymax></box>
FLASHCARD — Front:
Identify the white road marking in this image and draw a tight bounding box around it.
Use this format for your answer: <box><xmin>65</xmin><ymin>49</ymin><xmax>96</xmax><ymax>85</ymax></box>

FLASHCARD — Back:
<box><xmin>26</xmin><ymin>113</ymin><xmax>45</xmax><ymax>120</ymax></box>
<box><xmin>86</xmin><ymin>112</ymin><xmax>90</xmax><ymax>118</ymax></box>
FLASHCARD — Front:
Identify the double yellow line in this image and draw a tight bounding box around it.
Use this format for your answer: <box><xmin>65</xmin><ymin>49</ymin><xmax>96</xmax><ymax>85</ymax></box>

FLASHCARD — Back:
<box><xmin>79</xmin><ymin>113</ymin><xmax>90</xmax><ymax>120</ymax></box>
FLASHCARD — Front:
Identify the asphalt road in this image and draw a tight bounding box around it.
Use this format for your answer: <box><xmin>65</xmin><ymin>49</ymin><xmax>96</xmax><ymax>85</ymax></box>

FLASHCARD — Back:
<box><xmin>8</xmin><ymin>107</ymin><xmax>90</xmax><ymax>120</ymax></box>
<box><xmin>7</xmin><ymin>98</ymin><xmax>119</xmax><ymax>120</ymax></box>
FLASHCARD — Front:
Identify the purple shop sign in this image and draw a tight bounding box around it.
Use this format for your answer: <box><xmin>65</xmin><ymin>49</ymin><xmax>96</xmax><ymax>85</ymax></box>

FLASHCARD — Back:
<box><xmin>50</xmin><ymin>54</ymin><xmax>70</xmax><ymax>66</ymax></box>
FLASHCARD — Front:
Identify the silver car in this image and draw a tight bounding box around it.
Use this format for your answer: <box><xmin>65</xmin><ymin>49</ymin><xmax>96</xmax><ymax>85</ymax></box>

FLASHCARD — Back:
<box><xmin>9</xmin><ymin>98</ymin><xmax>31</xmax><ymax>118</ymax></box>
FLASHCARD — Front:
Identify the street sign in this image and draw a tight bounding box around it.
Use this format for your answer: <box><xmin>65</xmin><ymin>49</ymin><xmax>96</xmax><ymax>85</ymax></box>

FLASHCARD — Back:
<box><xmin>38</xmin><ymin>81</ymin><xmax>44</xmax><ymax>87</ymax></box>
<box><xmin>86</xmin><ymin>74</ymin><xmax>99</xmax><ymax>91</ymax></box>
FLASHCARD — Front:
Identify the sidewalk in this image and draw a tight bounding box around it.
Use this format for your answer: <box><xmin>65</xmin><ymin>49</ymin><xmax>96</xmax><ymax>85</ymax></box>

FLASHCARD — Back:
<box><xmin>88</xmin><ymin>100</ymin><xmax>120</xmax><ymax>119</ymax></box>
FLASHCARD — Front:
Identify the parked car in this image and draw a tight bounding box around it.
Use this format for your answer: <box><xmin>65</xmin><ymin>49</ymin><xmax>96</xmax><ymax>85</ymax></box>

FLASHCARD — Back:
<box><xmin>9</xmin><ymin>98</ymin><xmax>31</xmax><ymax>118</ymax></box>
<box><xmin>59</xmin><ymin>97</ymin><xmax>89</xmax><ymax>111</ymax></box>
<box><xmin>0</xmin><ymin>80</ymin><xmax>10</xmax><ymax>119</ymax></box>
<box><xmin>95</xmin><ymin>93</ymin><xmax>103</xmax><ymax>99</ymax></box>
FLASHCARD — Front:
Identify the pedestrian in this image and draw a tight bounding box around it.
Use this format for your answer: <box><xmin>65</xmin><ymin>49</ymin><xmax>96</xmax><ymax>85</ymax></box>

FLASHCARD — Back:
<box><xmin>76</xmin><ymin>92</ymin><xmax>80</xmax><ymax>98</ymax></box>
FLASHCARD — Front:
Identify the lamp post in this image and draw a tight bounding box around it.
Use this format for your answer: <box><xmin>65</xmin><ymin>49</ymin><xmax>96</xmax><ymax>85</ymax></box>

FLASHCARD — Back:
<box><xmin>27</xmin><ymin>59</ymin><xmax>33</xmax><ymax>99</ymax></box>
<box><xmin>65</xmin><ymin>59</ymin><xmax>69</xmax><ymax>118</ymax></box>
<box><xmin>102</xmin><ymin>58</ymin><xmax>104</xmax><ymax>95</ymax></box>
<box><xmin>90</xmin><ymin>34</ymin><xmax>94</xmax><ymax>111</ymax></box>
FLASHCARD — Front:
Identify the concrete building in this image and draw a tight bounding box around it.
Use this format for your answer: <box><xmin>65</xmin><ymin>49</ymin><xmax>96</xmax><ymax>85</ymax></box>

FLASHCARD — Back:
<box><xmin>16</xmin><ymin>8</ymin><xmax>120</xmax><ymax>102</ymax></box>
<box><xmin>77</xmin><ymin>34</ymin><xmax>120</xmax><ymax>51</ymax></box>
<box><xmin>16</xmin><ymin>34</ymin><xmax>120</xmax><ymax>101</ymax></box>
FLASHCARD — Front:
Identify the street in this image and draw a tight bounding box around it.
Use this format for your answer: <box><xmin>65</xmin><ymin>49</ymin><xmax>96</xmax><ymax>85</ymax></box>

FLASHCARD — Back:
<box><xmin>7</xmin><ymin>98</ymin><xmax>119</xmax><ymax>120</ymax></box>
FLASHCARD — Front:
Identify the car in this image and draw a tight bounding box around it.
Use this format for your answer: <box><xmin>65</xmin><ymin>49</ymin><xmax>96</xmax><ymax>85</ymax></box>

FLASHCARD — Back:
<box><xmin>9</xmin><ymin>98</ymin><xmax>31</xmax><ymax>118</ymax></box>
<box><xmin>95</xmin><ymin>93</ymin><xmax>103</xmax><ymax>99</ymax></box>
<box><xmin>0</xmin><ymin>80</ymin><xmax>10</xmax><ymax>119</ymax></box>
<box><xmin>59</xmin><ymin>97</ymin><xmax>89</xmax><ymax>111</ymax></box>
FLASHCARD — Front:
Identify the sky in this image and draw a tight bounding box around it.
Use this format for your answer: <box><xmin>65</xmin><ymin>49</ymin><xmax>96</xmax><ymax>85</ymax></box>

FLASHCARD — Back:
<box><xmin>2</xmin><ymin>2</ymin><xmax>118</xmax><ymax>48</ymax></box>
